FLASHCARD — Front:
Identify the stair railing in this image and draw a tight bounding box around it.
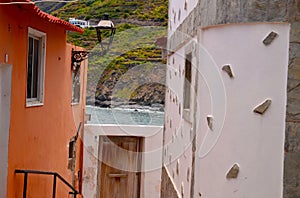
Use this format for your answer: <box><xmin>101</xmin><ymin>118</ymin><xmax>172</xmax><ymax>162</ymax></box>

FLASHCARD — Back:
<box><xmin>15</xmin><ymin>169</ymin><xmax>79</xmax><ymax>198</ymax></box>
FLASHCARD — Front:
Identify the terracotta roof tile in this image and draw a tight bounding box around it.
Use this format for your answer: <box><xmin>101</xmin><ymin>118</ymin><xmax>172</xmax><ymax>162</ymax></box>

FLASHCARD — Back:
<box><xmin>1</xmin><ymin>0</ymin><xmax>83</xmax><ymax>33</ymax></box>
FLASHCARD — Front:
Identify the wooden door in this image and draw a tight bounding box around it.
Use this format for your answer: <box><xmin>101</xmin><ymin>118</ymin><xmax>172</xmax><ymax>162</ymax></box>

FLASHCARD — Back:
<box><xmin>99</xmin><ymin>136</ymin><xmax>141</xmax><ymax>198</ymax></box>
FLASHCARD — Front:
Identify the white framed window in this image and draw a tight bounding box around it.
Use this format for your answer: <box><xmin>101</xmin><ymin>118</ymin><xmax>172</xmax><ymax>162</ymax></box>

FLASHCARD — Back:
<box><xmin>71</xmin><ymin>64</ymin><xmax>81</xmax><ymax>104</ymax></box>
<box><xmin>183</xmin><ymin>53</ymin><xmax>192</xmax><ymax>109</ymax></box>
<box><xmin>183</xmin><ymin>52</ymin><xmax>192</xmax><ymax>121</ymax></box>
<box><xmin>26</xmin><ymin>27</ymin><xmax>46</xmax><ymax>107</ymax></box>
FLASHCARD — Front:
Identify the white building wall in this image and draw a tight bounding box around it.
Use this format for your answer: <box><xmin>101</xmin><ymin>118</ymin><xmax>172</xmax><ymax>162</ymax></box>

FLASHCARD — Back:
<box><xmin>194</xmin><ymin>23</ymin><xmax>289</xmax><ymax>197</ymax></box>
<box><xmin>82</xmin><ymin>124</ymin><xmax>163</xmax><ymax>198</ymax></box>
<box><xmin>164</xmin><ymin>37</ymin><xmax>197</xmax><ymax>198</ymax></box>
<box><xmin>165</xmin><ymin>7</ymin><xmax>290</xmax><ymax>194</ymax></box>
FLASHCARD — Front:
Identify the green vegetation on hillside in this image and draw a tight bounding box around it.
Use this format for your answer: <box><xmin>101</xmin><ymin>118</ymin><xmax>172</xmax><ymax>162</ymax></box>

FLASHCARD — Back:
<box><xmin>51</xmin><ymin>0</ymin><xmax>168</xmax><ymax>25</ymax></box>
<box><xmin>37</xmin><ymin>0</ymin><xmax>168</xmax><ymax>106</ymax></box>
<box><xmin>67</xmin><ymin>23</ymin><xmax>138</xmax><ymax>50</ymax></box>
<box><xmin>88</xmin><ymin>26</ymin><xmax>166</xmax><ymax>87</ymax></box>
<box><xmin>88</xmin><ymin>26</ymin><xmax>167</xmax><ymax>104</ymax></box>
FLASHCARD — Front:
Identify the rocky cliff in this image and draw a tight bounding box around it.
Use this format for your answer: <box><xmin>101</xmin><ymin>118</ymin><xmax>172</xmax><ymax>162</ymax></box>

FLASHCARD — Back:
<box><xmin>37</xmin><ymin>0</ymin><xmax>168</xmax><ymax>108</ymax></box>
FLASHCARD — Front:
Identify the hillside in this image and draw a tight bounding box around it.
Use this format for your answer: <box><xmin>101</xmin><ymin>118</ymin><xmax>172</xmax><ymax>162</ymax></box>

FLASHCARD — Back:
<box><xmin>37</xmin><ymin>0</ymin><xmax>168</xmax><ymax>108</ymax></box>
<box><xmin>34</xmin><ymin>1</ymin><xmax>66</xmax><ymax>13</ymax></box>
<box><xmin>51</xmin><ymin>0</ymin><xmax>167</xmax><ymax>25</ymax></box>
<box><xmin>51</xmin><ymin>0</ymin><xmax>168</xmax><ymax>50</ymax></box>
<box><xmin>88</xmin><ymin>26</ymin><xmax>167</xmax><ymax>107</ymax></box>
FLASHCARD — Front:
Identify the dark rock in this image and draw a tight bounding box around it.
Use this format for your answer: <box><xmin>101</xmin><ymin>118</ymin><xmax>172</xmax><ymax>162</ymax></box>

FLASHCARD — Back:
<box><xmin>222</xmin><ymin>65</ymin><xmax>234</xmax><ymax>78</ymax></box>
<box><xmin>98</xmin><ymin>94</ymin><xmax>107</xmax><ymax>101</ymax></box>
<box><xmin>98</xmin><ymin>101</ymin><xmax>111</xmax><ymax>108</ymax></box>
<box><xmin>253</xmin><ymin>99</ymin><xmax>272</xmax><ymax>115</ymax></box>
<box><xmin>151</xmin><ymin>103</ymin><xmax>164</xmax><ymax>108</ymax></box>
<box><xmin>263</xmin><ymin>31</ymin><xmax>278</xmax><ymax>46</ymax></box>
<box><xmin>226</xmin><ymin>164</ymin><xmax>240</xmax><ymax>179</ymax></box>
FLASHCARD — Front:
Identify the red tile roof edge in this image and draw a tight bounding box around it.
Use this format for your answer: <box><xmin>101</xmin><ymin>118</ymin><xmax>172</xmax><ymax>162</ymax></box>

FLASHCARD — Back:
<box><xmin>33</xmin><ymin>3</ymin><xmax>83</xmax><ymax>33</ymax></box>
<box><xmin>4</xmin><ymin>0</ymin><xmax>84</xmax><ymax>33</ymax></box>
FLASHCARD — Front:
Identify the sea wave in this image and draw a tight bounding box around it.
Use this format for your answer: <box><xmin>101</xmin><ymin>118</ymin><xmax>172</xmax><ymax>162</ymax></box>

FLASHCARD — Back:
<box><xmin>86</xmin><ymin>105</ymin><xmax>164</xmax><ymax>126</ymax></box>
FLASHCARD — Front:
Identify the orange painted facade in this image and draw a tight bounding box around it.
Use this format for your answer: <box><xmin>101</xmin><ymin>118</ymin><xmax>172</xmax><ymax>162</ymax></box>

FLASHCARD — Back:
<box><xmin>0</xmin><ymin>1</ymin><xmax>87</xmax><ymax>197</ymax></box>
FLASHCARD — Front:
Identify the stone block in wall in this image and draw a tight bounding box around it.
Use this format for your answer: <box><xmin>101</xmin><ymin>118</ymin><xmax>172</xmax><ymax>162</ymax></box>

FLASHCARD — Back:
<box><xmin>183</xmin><ymin>9</ymin><xmax>195</xmax><ymax>36</ymax></box>
<box><xmin>285</xmin><ymin>122</ymin><xmax>300</xmax><ymax>153</ymax></box>
<box><xmin>284</xmin><ymin>122</ymin><xmax>300</xmax><ymax>198</ymax></box>
<box><xmin>287</xmin><ymin>0</ymin><xmax>299</xmax><ymax>47</ymax></box>
<box><xmin>267</xmin><ymin>0</ymin><xmax>287</xmax><ymax>21</ymax></box>
<box><xmin>289</xmin><ymin>43</ymin><xmax>300</xmax><ymax>64</ymax></box>
<box><xmin>216</xmin><ymin>0</ymin><xmax>242</xmax><ymax>24</ymax></box>
<box><xmin>287</xmin><ymin>58</ymin><xmax>300</xmax><ymax>120</ymax></box>
<box><xmin>284</xmin><ymin>2</ymin><xmax>300</xmax><ymax>192</ymax></box>
<box><xmin>284</xmin><ymin>150</ymin><xmax>300</xmax><ymax>198</ymax></box>
<box><xmin>285</xmin><ymin>2</ymin><xmax>300</xmax><ymax>193</ymax></box>
<box><xmin>243</xmin><ymin>0</ymin><xmax>285</xmax><ymax>22</ymax></box>
<box><xmin>198</xmin><ymin>0</ymin><xmax>218</xmax><ymax>27</ymax></box>
<box><xmin>290</xmin><ymin>22</ymin><xmax>300</xmax><ymax>43</ymax></box>
<box><xmin>244</xmin><ymin>0</ymin><xmax>268</xmax><ymax>22</ymax></box>
<box><xmin>287</xmin><ymin>0</ymin><xmax>300</xmax><ymax>22</ymax></box>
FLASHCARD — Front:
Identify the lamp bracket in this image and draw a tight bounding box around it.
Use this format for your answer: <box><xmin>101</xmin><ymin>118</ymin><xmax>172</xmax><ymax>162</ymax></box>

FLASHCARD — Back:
<box><xmin>71</xmin><ymin>49</ymin><xmax>88</xmax><ymax>71</ymax></box>
<box><xmin>72</xmin><ymin>49</ymin><xmax>88</xmax><ymax>63</ymax></box>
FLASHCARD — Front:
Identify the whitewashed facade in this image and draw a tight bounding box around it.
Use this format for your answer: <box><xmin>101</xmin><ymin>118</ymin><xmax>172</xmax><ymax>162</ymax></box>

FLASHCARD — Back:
<box><xmin>162</xmin><ymin>0</ymin><xmax>290</xmax><ymax>197</ymax></box>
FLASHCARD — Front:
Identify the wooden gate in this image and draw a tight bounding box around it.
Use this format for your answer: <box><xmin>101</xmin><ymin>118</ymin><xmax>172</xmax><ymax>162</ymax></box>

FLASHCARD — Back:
<box><xmin>98</xmin><ymin>136</ymin><xmax>141</xmax><ymax>198</ymax></box>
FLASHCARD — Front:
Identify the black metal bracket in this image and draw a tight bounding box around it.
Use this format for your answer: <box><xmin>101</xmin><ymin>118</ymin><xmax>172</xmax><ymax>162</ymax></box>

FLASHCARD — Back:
<box><xmin>74</xmin><ymin>122</ymin><xmax>82</xmax><ymax>141</ymax></box>
<box><xmin>96</xmin><ymin>27</ymin><xmax>116</xmax><ymax>56</ymax></box>
<box><xmin>71</xmin><ymin>49</ymin><xmax>88</xmax><ymax>71</ymax></box>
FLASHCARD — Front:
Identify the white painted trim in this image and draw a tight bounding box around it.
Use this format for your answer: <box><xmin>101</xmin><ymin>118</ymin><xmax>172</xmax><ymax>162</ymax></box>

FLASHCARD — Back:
<box><xmin>84</xmin><ymin>124</ymin><xmax>163</xmax><ymax>137</ymax></box>
<box><xmin>183</xmin><ymin>41</ymin><xmax>196</xmax><ymax>123</ymax></box>
<box><xmin>26</xmin><ymin>27</ymin><xmax>46</xmax><ymax>107</ymax></box>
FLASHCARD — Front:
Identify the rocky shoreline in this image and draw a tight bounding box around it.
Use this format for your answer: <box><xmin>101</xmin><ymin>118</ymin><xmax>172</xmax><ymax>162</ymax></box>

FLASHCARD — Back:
<box><xmin>86</xmin><ymin>98</ymin><xmax>164</xmax><ymax>112</ymax></box>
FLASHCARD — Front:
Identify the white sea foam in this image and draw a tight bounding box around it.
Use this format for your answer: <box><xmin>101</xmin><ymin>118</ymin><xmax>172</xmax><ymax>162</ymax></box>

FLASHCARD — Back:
<box><xmin>86</xmin><ymin>105</ymin><xmax>164</xmax><ymax>126</ymax></box>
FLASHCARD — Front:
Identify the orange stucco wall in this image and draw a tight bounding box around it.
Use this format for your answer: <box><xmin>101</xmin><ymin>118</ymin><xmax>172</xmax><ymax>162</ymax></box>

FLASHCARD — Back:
<box><xmin>0</xmin><ymin>4</ymin><xmax>87</xmax><ymax>197</ymax></box>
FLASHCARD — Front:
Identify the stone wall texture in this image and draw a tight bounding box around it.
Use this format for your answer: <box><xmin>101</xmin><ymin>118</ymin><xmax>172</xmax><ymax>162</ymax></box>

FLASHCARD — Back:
<box><xmin>166</xmin><ymin>0</ymin><xmax>300</xmax><ymax>197</ymax></box>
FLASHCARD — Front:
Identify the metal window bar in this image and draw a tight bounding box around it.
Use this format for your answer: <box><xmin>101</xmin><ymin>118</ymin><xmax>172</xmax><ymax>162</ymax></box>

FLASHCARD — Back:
<box><xmin>15</xmin><ymin>169</ymin><xmax>79</xmax><ymax>198</ymax></box>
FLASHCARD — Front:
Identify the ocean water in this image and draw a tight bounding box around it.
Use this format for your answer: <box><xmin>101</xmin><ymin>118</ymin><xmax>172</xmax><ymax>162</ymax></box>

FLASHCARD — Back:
<box><xmin>86</xmin><ymin>106</ymin><xmax>165</xmax><ymax>126</ymax></box>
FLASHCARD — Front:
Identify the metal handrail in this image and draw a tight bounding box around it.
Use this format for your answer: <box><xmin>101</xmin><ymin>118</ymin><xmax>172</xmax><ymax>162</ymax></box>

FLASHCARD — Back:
<box><xmin>15</xmin><ymin>169</ymin><xmax>79</xmax><ymax>198</ymax></box>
